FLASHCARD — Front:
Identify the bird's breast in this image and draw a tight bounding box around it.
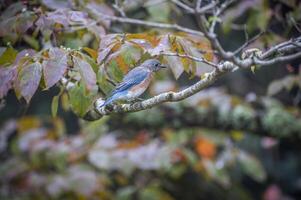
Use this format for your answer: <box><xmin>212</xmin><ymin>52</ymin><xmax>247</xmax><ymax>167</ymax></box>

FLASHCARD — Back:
<box><xmin>128</xmin><ymin>73</ymin><xmax>153</xmax><ymax>98</ymax></box>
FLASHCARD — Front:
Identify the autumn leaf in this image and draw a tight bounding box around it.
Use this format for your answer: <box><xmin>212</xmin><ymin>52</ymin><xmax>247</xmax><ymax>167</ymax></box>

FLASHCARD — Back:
<box><xmin>195</xmin><ymin>138</ymin><xmax>216</xmax><ymax>159</ymax></box>
<box><xmin>82</xmin><ymin>47</ymin><xmax>98</xmax><ymax>61</ymax></box>
<box><xmin>43</xmin><ymin>48</ymin><xmax>68</xmax><ymax>89</ymax></box>
<box><xmin>14</xmin><ymin>62</ymin><xmax>42</xmax><ymax>103</ymax></box>
<box><xmin>149</xmin><ymin>35</ymin><xmax>170</xmax><ymax>56</ymax></box>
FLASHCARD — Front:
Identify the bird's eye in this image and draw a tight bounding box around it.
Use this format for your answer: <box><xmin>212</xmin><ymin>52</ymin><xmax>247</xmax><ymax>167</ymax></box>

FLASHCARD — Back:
<box><xmin>155</xmin><ymin>63</ymin><xmax>159</xmax><ymax>67</ymax></box>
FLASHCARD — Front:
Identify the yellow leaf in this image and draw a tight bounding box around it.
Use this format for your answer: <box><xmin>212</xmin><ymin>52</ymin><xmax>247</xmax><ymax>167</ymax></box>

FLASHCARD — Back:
<box><xmin>82</xmin><ymin>47</ymin><xmax>98</xmax><ymax>61</ymax></box>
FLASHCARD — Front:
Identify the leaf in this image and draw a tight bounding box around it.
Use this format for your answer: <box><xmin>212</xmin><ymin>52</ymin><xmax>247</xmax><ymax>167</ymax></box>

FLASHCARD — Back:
<box><xmin>73</xmin><ymin>56</ymin><xmax>97</xmax><ymax>91</ymax></box>
<box><xmin>86</xmin><ymin>2</ymin><xmax>114</xmax><ymax>28</ymax></box>
<box><xmin>106</xmin><ymin>42</ymin><xmax>142</xmax><ymax>73</ymax></box>
<box><xmin>14</xmin><ymin>62</ymin><xmax>42</xmax><ymax>103</ymax></box>
<box><xmin>43</xmin><ymin>48</ymin><xmax>68</xmax><ymax>89</ymax></box>
<box><xmin>68</xmin><ymin>82</ymin><xmax>96</xmax><ymax>117</ymax></box>
<box><xmin>82</xmin><ymin>47</ymin><xmax>98</xmax><ymax>61</ymax></box>
<box><xmin>14</xmin><ymin>49</ymin><xmax>36</xmax><ymax>65</ymax></box>
<box><xmin>0</xmin><ymin>47</ymin><xmax>18</xmax><ymax>66</ymax></box>
<box><xmin>177</xmin><ymin>37</ymin><xmax>214</xmax><ymax>76</ymax></box>
<box><xmin>0</xmin><ymin>66</ymin><xmax>17</xmax><ymax>98</ymax></box>
<box><xmin>164</xmin><ymin>55</ymin><xmax>183</xmax><ymax>79</ymax></box>
<box><xmin>195</xmin><ymin>138</ymin><xmax>216</xmax><ymax>159</ymax></box>
<box><xmin>149</xmin><ymin>35</ymin><xmax>170</xmax><ymax>56</ymax></box>
<box><xmin>97</xmin><ymin>65</ymin><xmax>114</xmax><ymax>95</ymax></box>
<box><xmin>22</xmin><ymin>35</ymin><xmax>40</xmax><ymax>50</ymax></box>
<box><xmin>146</xmin><ymin>1</ymin><xmax>171</xmax><ymax>23</ymax></box>
<box><xmin>0</xmin><ymin>8</ymin><xmax>37</xmax><ymax>38</ymax></box>
<box><xmin>41</xmin><ymin>0</ymin><xmax>73</xmax><ymax>10</ymax></box>
<box><xmin>51</xmin><ymin>95</ymin><xmax>59</xmax><ymax>117</ymax></box>
<box><xmin>267</xmin><ymin>80</ymin><xmax>283</xmax><ymax>96</ymax></box>
<box><xmin>0</xmin><ymin>2</ymin><xmax>24</xmax><ymax>20</ymax></box>
<box><xmin>237</xmin><ymin>151</ymin><xmax>266</xmax><ymax>182</ymax></box>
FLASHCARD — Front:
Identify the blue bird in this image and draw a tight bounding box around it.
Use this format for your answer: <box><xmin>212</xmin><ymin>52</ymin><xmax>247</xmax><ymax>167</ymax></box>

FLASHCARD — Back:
<box><xmin>101</xmin><ymin>59</ymin><xmax>167</xmax><ymax>107</ymax></box>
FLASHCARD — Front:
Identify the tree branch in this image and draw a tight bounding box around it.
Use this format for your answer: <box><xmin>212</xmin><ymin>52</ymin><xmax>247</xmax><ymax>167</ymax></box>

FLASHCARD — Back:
<box><xmin>81</xmin><ymin>1</ymin><xmax>301</xmax><ymax>121</ymax></box>
<box><xmin>84</xmin><ymin>5</ymin><xmax>204</xmax><ymax>36</ymax></box>
<box><xmin>84</xmin><ymin>61</ymin><xmax>236</xmax><ymax>120</ymax></box>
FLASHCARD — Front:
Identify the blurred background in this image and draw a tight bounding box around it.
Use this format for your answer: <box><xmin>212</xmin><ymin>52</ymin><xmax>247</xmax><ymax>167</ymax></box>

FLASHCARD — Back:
<box><xmin>1</xmin><ymin>0</ymin><xmax>301</xmax><ymax>199</ymax></box>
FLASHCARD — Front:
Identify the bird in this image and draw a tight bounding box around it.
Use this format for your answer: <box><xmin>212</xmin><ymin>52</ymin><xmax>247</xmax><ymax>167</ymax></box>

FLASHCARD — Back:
<box><xmin>100</xmin><ymin>59</ymin><xmax>167</xmax><ymax>107</ymax></box>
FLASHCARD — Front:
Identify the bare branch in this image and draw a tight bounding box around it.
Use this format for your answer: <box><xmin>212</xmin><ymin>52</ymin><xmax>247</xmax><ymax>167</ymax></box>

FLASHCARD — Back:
<box><xmin>234</xmin><ymin>31</ymin><xmax>264</xmax><ymax>55</ymax></box>
<box><xmin>113</xmin><ymin>0</ymin><xmax>126</xmax><ymax>17</ymax></box>
<box><xmin>171</xmin><ymin>0</ymin><xmax>195</xmax><ymax>13</ymax></box>
<box><xmin>260</xmin><ymin>37</ymin><xmax>301</xmax><ymax>59</ymax></box>
<box><xmin>84</xmin><ymin>5</ymin><xmax>204</xmax><ymax>36</ymax></box>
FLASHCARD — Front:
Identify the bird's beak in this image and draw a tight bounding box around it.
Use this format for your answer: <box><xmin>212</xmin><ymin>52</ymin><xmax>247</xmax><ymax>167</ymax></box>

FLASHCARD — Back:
<box><xmin>160</xmin><ymin>64</ymin><xmax>167</xmax><ymax>68</ymax></box>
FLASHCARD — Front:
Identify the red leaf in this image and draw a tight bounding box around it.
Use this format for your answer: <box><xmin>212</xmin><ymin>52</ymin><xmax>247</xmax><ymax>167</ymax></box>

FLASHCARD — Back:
<box><xmin>43</xmin><ymin>48</ymin><xmax>68</xmax><ymax>89</ymax></box>
<box><xmin>14</xmin><ymin>62</ymin><xmax>42</xmax><ymax>103</ymax></box>
<box><xmin>73</xmin><ymin>56</ymin><xmax>97</xmax><ymax>91</ymax></box>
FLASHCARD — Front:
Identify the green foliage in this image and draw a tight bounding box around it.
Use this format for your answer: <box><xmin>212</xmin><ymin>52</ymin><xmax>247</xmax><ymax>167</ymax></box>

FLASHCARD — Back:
<box><xmin>68</xmin><ymin>82</ymin><xmax>97</xmax><ymax>117</ymax></box>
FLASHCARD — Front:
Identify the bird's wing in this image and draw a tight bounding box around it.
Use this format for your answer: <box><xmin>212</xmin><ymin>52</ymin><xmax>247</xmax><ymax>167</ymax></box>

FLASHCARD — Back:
<box><xmin>110</xmin><ymin>67</ymin><xmax>149</xmax><ymax>96</ymax></box>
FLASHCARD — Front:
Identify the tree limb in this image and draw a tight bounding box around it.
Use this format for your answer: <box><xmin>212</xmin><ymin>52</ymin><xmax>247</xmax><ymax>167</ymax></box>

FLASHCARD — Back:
<box><xmin>84</xmin><ymin>6</ymin><xmax>204</xmax><ymax>36</ymax></box>
<box><xmin>84</xmin><ymin>61</ymin><xmax>235</xmax><ymax>120</ymax></box>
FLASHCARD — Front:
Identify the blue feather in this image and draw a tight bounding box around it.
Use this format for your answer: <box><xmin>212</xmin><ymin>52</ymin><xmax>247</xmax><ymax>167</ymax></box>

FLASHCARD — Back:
<box><xmin>101</xmin><ymin>67</ymin><xmax>150</xmax><ymax>107</ymax></box>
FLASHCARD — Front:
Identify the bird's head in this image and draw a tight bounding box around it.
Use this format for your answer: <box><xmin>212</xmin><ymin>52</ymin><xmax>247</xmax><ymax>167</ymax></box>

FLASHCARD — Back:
<box><xmin>142</xmin><ymin>59</ymin><xmax>167</xmax><ymax>72</ymax></box>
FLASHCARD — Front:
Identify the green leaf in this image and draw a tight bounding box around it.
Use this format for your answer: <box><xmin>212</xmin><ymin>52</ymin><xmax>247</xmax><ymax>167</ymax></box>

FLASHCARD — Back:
<box><xmin>51</xmin><ymin>95</ymin><xmax>59</xmax><ymax>117</ymax></box>
<box><xmin>68</xmin><ymin>82</ymin><xmax>96</xmax><ymax>117</ymax></box>
<box><xmin>0</xmin><ymin>47</ymin><xmax>18</xmax><ymax>66</ymax></box>
<box><xmin>14</xmin><ymin>62</ymin><xmax>42</xmax><ymax>103</ymax></box>
<box><xmin>106</xmin><ymin>59</ymin><xmax>124</xmax><ymax>82</ymax></box>
<box><xmin>237</xmin><ymin>151</ymin><xmax>266</xmax><ymax>182</ymax></box>
<box><xmin>146</xmin><ymin>1</ymin><xmax>171</xmax><ymax>23</ymax></box>
<box><xmin>22</xmin><ymin>35</ymin><xmax>40</xmax><ymax>50</ymax></box>
<box><xmin>97</xmin><ymin>65</ymin><xmax>114</xmax><ymax>95</ymax></box>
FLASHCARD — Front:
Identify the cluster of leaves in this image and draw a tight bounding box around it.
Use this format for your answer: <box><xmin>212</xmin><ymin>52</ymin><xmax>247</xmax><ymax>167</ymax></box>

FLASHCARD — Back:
<box><xmin>0</xmin><ymin>1</ymin><xmax>216</xmax><ymax>118</ymax></box>
<box><xmin>0</xmin><ymin>114</ymin><xmax>268</xmax><ymax>200</ymax></box>
<box><xmin>1</xmin><ymin>36</ymin><xmax>214</xmax><ymax>118</ymax></box>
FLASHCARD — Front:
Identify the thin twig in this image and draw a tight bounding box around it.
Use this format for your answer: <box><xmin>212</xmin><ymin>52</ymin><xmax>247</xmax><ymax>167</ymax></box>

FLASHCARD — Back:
<box><xmin>113</xmin><ymin>0</ymin><xmax>126</xmax><ymax>17</ymax></box>
<box><xmin>90</xmin><ymin>11</ymin><xmax>204</xmax><ymax>36</ymax></box>
<box><xmin>171</xmin><ymin>0</ymin><xmax>194</xmax><ymax>13</ymax></box>
<box><xmin>161</xmin><ymin>52</ymin><xmax>218</xmax><ymax>68</ymax></box>
<box><xmin>234</xmin><ymin>31</ymin><xmax>264</xmax><ymax>55</ymax></box>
